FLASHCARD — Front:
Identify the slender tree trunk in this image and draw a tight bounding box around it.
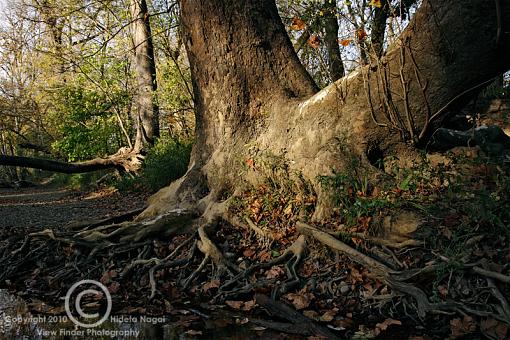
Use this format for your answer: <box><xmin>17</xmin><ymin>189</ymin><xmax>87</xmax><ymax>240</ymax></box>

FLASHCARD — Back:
<box><xmin>370</xmin><ymin>0</ymin><xmax>388</xmax><ymax>59</ymax></box>
<box><xmin>130</xmin><ymin>0</ymin><xmax>160</xmax><ymax>152</ymax></box>
<box><xmin>323</xmin><ymin>0</ymin><xmax>345</xmax><ymax>81</ymax></box>
<box><xmin>131</xmin><ymin>1</ymin><xmax>509</xmax><ymax>222</ymax></box>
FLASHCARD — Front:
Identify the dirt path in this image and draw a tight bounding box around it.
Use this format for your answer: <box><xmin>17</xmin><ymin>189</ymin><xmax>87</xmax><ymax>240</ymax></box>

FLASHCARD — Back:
<box><xmin>0</xmin><ymin>186</ymin><xmax>149</xmax><ymax>230</ymax></box>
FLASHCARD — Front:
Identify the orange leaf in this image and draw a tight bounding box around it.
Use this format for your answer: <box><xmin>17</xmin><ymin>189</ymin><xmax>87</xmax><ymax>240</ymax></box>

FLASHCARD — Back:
<box><xmin>357</xmin><ymin>29</ymin><xmax>367</xmax><ymax>41</ymax></box>
<box><xmin>258</xmin><ymin>250</ymin><xmax>271</xmax><ymax>262</ymax></box>
<box><xmin>369</xmin><ymin>0</ymin><xmax>382</xmax><ymax>8</ymax></box>
<box><xmin>339</xmin><ymin>38</ymin><xmax>352</xmax><ymax>46</ymax></box>
<box><xmin>246</xmin><ymin>158</ymin><xmax>255</xmax><ymax>169</ymax></box>
<box><xmin>290</xmin><ymin>17</ymin><xmax>305</xmax><ymax>30</ymax></box>
<box><xmin>308</xmin><ymin>34</ymin><xmax>321</xmax><ymax>49</ymax></box>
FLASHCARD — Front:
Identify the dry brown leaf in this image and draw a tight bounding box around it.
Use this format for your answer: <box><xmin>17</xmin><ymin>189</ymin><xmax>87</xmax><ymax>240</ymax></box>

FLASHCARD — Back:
<box><xmin>100</xmin><ymin>269</ymin><xmax>118</xmax><ymax>285</ymax></box>
<box><xmin>480</xmin><ymin>318</ymin><xmax>509</xmax><ymax>340</ymax></box>
<box><xmin>108</xmin><ymin>281</ymin><xmax>120</xmax><ymax>294</ymax></box>
<box><xmin>202</xmin><ymin>279</ymin><xmax>220</xmax><ymax>293</ymax></box>
<box><xmin>284</xmin><ymin>289</ymin><xmax>314</xmax><ymax>310</ymax></box>
<box><xmin>258</xmin><ymin>250</ymin><xmax>271</xmax><ymax>262</ymax></box>
<box><xmin>449</xmin><ymin>315</ymin><xmax>476</xmax><ymax>339</ymax></box>
<box><xmin>320</xmin><ymin>308</ymin><xmax>338</xmax><ymax>322</ymax></box>
<box><xmin>243</xmin><ymin>248</ymin><xmax>256</xmax><ymax>258</ymax></box>
<box><xmin>349</xmin><ymin>267</ymin><xmax>363</xmax><ymax>283</ymax></box>
<box><xmin>242</xmin><ymin>299</ymin><xmax>256</xmax><ymax>311</ymax></box>
<box><xmin>303</xmin><ymin>310</ymin><xmax>319</xmax><ymax>320</ymax></box>
<box><xmin>437</xmin><ymin>285</ymin><xmax>448</xmax><ymax>297</ymax></box>
<box><xmin>374</xmin><ymin>318</ymin><xmax>402</xmax><ymax>336</ymax></box>
<box><xmin>225</xmin><ymin>300</ymin><xmax>244</xmax><ymax>310</ymax></box>
<box><xmin>246</xmin><ymin>158</ymin><xmax>255</xmax><ymax>169</ymax></box>
<box><xmin>266</xmin><ymin>265</ymin><xmax>285</xmax><ymax>279</ymax></box>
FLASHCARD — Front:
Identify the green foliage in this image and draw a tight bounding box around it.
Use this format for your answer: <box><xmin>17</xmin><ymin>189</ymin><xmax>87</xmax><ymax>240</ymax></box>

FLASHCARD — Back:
<box><xmin>49</xmin><ymin>171</ymin><xmax>109</xmax><ymax>190</ymax></box>
<box><xmin>116</xmin><ymin>137</ymin><xmax>192</xmax><ymax>192</ymax></box>
<box><xmin>49</xmin><ymin>84</ymin><xmax>129</xmax><ymax>161</ymax></box>
<box><xmin>142</xmin><ymin>138</ymin><xmax>192</xmax><ymax>190</ymax></box>
<box><xmin>318</xmin><ymin>171</ymin><xmax>392</xmax><ymax>226</ymax></box>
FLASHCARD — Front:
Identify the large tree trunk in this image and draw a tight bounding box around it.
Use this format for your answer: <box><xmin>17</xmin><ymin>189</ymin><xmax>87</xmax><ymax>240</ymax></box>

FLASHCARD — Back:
<box><xmin>139</xmin><ymin>0</ymin><xmax>510</xmax><ymax>221</ymax></box>
<box><xmin>130</xmin><ymin>0</ymin><xmax>160</xmax><ymax>152</ymax></box>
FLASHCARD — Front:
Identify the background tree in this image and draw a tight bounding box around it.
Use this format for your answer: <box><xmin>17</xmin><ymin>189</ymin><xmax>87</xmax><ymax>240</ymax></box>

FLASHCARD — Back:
<box><xmin>130</xmin><ymin>0</ymin><xmax>160</xmax><ymax>152</ymax></box>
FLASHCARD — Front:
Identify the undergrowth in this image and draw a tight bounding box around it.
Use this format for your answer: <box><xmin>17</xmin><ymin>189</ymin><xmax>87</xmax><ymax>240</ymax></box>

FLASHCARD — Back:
<box><xmin>116</xmin><ymin>137</ymin><xmax>192</xmax><ymax>192</ymax></box>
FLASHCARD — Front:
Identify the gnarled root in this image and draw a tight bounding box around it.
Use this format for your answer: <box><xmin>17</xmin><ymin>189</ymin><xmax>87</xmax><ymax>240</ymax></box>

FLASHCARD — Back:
<box><xmin>183</xmin><ymin>226</ymin><xmax>239</xmax><ymax>289</ymax></box>
<box><xmin>297</xmin><ymin>221</ymin><xmax>510</xmax><ymax>323</ymax></box>
<box><xmin>218</xmin><ymin>235</ymin><xmax>307</xmax><ymax>300</ymax></box>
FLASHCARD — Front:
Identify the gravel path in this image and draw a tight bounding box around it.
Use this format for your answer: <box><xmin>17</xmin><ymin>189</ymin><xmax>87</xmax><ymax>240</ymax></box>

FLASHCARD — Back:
<box><xmin>0</xmin><ymin>186</ymin><xmax>149</xmax><ymax>230</ymax></box>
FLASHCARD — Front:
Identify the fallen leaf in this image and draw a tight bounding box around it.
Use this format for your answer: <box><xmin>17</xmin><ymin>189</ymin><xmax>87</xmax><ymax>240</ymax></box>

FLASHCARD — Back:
<box><xmin>266</xmin><ymin>265</ymin><xmax>285</xmax><ymax>279</ymax></box>
<box><xmin>374</xmin><ymin>318</ymin><xmax>402</xmax><ymax>336</ymax></box>
<box><xmin>108</xmin><ymin>281</ymin><xmax>120</xmax><ymax>294</ymax></box>
<box><xmin>243</xmin><ymin>248</ymin><xmax>256</xmax><ymax>258</ymax></box>
<box><xmin>349</xmin><ymin>267</ymin><xmax>363</xmax><ymax>283</ymax></box>
<box><xmin>450</xmin><ymin>315</ymin><xmax>476</xmax><ymax>339</ymax></box>
<box><xmin>242</xmin><ymin>299</ymin><xmax>256</xmax><ymax>311</ymax></box>
<box><xmin>225</xmin><ymin>300</ymin><xmax>244</xmax><ymax>310</ymax></box>
<box><xmin>284</xmin><ymin>290</ymin><xmax>314</xmax><ymax>310</ymax></box>
<box><xmin>100</xmin><ymin>270</ymin><xmax>118</xmax><ymax>285</ymax></box>
<box><xmin>437</xmin><ymin>285</ymin><xmax>448</xmax><ymax>297</ymax></box>
<box><xmin>480</xmin><ymin>318</ymin><xmax>509</xmax><ymax>340</ymax></box>
<box><xmin>303</xmin><ymin>310</ymin><xmax>319</xmax><ymax>319</ymax></box>
<box><xmin>320</xmin><ymin>308</ymin><xmax>338</xmax><ymax>322</ymax></box>
<box><xmin>258</xmin><ymin>250</ymin><xmax>271</xmax><ymax>262</ymax></box>
<box><xmin>202</xmin><ymin>279</ymin><xmax>220</xmax><ymax>293</ymax></box>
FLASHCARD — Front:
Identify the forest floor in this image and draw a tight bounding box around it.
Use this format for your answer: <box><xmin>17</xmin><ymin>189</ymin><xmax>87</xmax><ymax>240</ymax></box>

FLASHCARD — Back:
<box><xmin>0</xmin><ymin>186</ymin><xmax>149</xmax><ymax>231</ymax></box>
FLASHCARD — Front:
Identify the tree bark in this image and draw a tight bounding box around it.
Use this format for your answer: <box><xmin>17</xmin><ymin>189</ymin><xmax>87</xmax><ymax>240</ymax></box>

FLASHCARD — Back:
<box><xmin>370</xmin><ymin>0</ymin><xmax>388</xmax><ymax>59</ymax></box>
<box><xmin>139</xmin><ymin>0</ymin><xmax>510</xmax><ymax>221</ymax></box>
<box><xmin>323</xmin><ymin>0</ymin><xmax>345</xmax><ymax>81</ymax></box>
<box><xmin>0</xmin><ymin>149</ymin><xmax>142</xmax><ymax>174</ymax></box>
<box><xmin>130</xmin><ymin>0</ymin><xmax>160</xmax><ymax>152</ymax></box>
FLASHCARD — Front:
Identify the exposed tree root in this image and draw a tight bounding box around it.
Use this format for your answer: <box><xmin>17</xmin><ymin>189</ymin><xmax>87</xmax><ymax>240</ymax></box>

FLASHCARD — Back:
<box><xmin>328</xmin><ymin>230</ymin><xmax>422</xmax><ymax>249</ymax></box>
<box><xmin>183</xmin><ymin>226</ymin><xmax>239</xmax><ymax>289</ymax></box>
<box><xmin>218</xmin><ymin>234</ymin><xmax>307</xmax><ymax>300</ymax></box>
<box><xmin>296</xmin><ymin>221</ymin><xmax>510</xmax><ymax>324</ymax></box>
<box><xmin>2</xmin><ymin>197</ymin><xmax>509</xmax><ymax>337</ymax></box>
